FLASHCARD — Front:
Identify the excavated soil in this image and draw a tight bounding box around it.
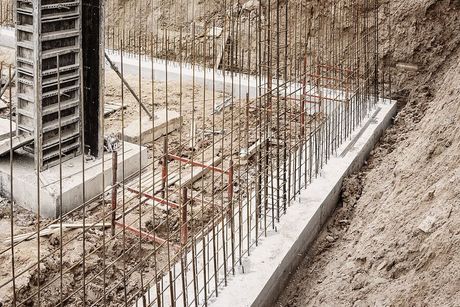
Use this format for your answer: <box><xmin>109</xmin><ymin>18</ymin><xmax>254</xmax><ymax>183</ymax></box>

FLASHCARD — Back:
<box><xmin>277</xmin><ymin>0</ymin><xmax>460</xmax><ymax>305</ymax></box>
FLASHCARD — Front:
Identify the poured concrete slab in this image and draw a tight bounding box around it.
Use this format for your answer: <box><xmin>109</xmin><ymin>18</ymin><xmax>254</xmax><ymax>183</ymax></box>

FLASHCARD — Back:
<box><xmin>123</xmin><ymin>109</ymin><xmax>182</xmax><ymax>144</ymax></box>
<box><xmin>0</xmin><ymin>141</ymin><xmax>148</xmax><ymax>218</ymax></box>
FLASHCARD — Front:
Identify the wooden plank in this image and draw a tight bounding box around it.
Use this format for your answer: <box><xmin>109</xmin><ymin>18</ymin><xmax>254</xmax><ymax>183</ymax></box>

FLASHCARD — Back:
<box><xmin>4</xmin><ymin>223</ymin><xmax>109</xmax><ymax>244</ymax></box>
<box><xmin>104</xmin><ymin>52</ymin><xmax>153</xmax><ymax>119</ymax></box>
<box><xmin>104</xmin><ymin>101</ymin><xmax>125</xmax><ymax>117</ymax></box>
<box><xmin>179</xmin><ymin>156</ymin><xmax>224</xmax><ymax>187</ymax></box>
<box><xmin>48</xmin><ymin>223</ymin><xmax>109</xmax><ymax>229</ymax></box>
<box><xmin>4</xmin><ymin>229</ymin><xmax>55</xmax><ymax>245</ymax></box>
<box><xmin>240</xmin><ymin>138</ymin><xmax>268</xmax><ymax>160</ymax></box>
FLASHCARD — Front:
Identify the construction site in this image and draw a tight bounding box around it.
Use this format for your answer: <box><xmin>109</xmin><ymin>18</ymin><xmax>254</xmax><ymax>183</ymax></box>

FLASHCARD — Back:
<box><xmin>0</xmin><ymin>0</ymin><xmax>458</xmax><ymax>306</ymax></box>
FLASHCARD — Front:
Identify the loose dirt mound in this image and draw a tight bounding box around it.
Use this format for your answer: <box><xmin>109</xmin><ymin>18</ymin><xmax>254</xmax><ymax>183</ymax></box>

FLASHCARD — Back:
<box><xmin>278</xmin><ymin>0</ymin><xmax>460</xmax><ymax>305</ymax></box>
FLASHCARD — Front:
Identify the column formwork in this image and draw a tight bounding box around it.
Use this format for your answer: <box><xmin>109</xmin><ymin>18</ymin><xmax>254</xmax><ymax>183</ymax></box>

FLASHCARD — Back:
<box><xmin>15</xmin><ymin>0</ymin><xmax>103</xmax><ymax>171</ymax></box>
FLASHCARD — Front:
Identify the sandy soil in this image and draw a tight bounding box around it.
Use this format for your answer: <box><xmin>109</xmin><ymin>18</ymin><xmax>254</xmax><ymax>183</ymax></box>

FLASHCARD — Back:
<box><xmin>277</xmin><ymin>0</ymin><xmax>460</xmax><ymax>305</ymax></box>
<box><xmin>104</xmin><ymin>69</ymin><xmax>227</xmax><ymax>143</ymax></box>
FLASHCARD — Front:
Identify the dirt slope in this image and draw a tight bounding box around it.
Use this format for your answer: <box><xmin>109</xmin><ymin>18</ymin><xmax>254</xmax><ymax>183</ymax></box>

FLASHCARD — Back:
<box><xmin>278</xmin><ymin>0</ymin><xmax>460</xmax><ymax>306</ymax></box>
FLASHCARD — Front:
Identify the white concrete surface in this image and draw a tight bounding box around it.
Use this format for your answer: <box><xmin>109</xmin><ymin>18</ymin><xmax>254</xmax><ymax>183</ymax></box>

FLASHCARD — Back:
<box><xmin>0</xmin><ymin>142</ymin><xmax>148</xmax><ymax>218</ymax></box>
<box><xmin>0</xmin><ymin>27</ymin><xmax>14</xmax><ymax>49</ymax></box>
<box><xmin>123</xmin><ymin>109</ymin><xmax>182</xmax><ymax>144</ymax></box>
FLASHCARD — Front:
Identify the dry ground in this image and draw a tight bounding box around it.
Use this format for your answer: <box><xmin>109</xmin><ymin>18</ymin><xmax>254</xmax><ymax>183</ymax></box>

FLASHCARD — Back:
<box><xmin>278</xmin><ymin>0</ymin><xmax>460</xmax><ymax>305</ymax></box>
<box><xmin>0</xmin><ymin>41</ymin><xmax>258</xmax><ymax>306</ymax></box>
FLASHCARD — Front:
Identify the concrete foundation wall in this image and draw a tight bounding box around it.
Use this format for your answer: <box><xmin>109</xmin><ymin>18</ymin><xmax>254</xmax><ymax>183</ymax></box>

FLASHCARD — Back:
<box><xmin>2</xmin><ymin>26</ymin><xmax>260</xmax><ymax>99</ymax></box>
<box><xmin>210</xmin><ymin>101</ymin><xmax>397</xmax><ymax>307</ymax></box>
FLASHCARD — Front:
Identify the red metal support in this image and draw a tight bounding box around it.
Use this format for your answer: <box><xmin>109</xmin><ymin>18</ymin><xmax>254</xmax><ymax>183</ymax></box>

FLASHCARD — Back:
<box><xmin>227</xmin><ymin>159</ymin><xmax>234</xmax><ymax>217</ymax></box>
<box><xmin>280</xmin><ymin>96</ymin><xmax>319</xmax><ymax>103</ymax></box>
<box><xmin>168</xmin><ymin>153</ymin><xmax>228</xmax><ymax>174</ymax></box>
<box><xmin>127</xmin><ymin>187</ymin><xmax>180</xmax><ymax>209</ymax></box>
<box><xmin>280</xmin><ymin>95</ymin><xmax>345</xmax><ymax>104</ymax></box>
<box><xmin>307</xmin><ymin>73</ymin><xmax>350</xmax><ymax>84</ymax></box>
<box><xmin>114</xmin><ymin>221</ymin><xmax>180</xmax><ymax>251</ymax></box>
<box><xmin>317</xmin><ymin>63</ymin><xmax>355</xmax><ymax>74</ymax></box>
<box><xmin>181</xmin><ymin>187</ymin><xmax>188</xmax><ymax>246</ymax></box>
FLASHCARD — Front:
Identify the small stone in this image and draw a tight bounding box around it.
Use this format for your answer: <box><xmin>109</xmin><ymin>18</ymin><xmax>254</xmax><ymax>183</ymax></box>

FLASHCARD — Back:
<box><xmin>377</xmin><ymin>260</ymin><xmax>387</xmax><ymax>271</ymax></box>
<box><xmin>353</xmin><ymin>299</ymin><xmax>367</xmax><ymax>307</ymax></box>
<box><xmin>425</xmin><ymin>190</ymin><xmax>435</xmax><ymax>201</ymax></box>
<box><xmin>418</xmin><ymin>215</ymin><xmax>436</xmax><ymax>233</ymax></box>
<box><xmin>351</xmin><ymin>272</ymin><xmax>368</xmax><ymax>290</ymax></box>
<box><xmin>325</xmin><ymin>235</ymin><xmax>335</xmax><ymax>243</ymax></box>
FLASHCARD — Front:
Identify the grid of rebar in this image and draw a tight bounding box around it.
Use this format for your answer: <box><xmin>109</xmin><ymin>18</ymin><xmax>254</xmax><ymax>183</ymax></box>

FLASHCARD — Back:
<box><xmin>0</xmin><ymin>0</ymin><xmax>392</xmax><ymax>306</ymax></box>
<box><xmin>0</xmin><ymin>0</ymin><xmax>13</xmax><ymax>26</ymax></box>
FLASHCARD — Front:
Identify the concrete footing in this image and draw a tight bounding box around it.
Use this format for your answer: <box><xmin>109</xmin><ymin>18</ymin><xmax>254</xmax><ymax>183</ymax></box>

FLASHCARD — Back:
<box><xmin>209</xmin><ymin>100</ymin><xmax>397</xmax><ymax>307</ymax></box>
<box><xmin>0</xmin><ymin>142</ymin><xmax>148</xmax><ymax>218</ymax></box>
<box><xmin>123</xmin><ymin>109</ymin><xmax>182</xmax><ymax>144</ymax></box>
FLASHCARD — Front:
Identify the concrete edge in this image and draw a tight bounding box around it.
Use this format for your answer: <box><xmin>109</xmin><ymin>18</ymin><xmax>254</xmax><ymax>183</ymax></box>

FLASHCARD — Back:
<box><xmin>0</xmin><ymin>142</ymin><xmax>148</xmax><ymax>218</ymax></box>
<box><xmin>253</xmin><ymin>102</ymin><xmax>397</xmax><ymax>307</ymax></box>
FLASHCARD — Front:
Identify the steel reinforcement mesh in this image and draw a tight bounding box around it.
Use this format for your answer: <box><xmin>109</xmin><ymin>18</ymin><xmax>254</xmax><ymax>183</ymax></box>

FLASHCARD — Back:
<box><xmin>0</xmin><ymin>0</ymin><xmax>392</xmax><ymax>305</ymax></box>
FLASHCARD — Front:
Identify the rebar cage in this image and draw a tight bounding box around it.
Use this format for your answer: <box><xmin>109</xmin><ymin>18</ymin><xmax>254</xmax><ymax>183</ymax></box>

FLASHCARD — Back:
<box><xmin>0</xmin><ymin>0</ymin><xmax>392</xmax><ymax>305</ymax></box>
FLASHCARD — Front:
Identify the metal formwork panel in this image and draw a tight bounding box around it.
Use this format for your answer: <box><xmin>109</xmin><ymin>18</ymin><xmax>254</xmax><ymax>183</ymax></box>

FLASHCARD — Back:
<box><xmin>16</xmin><ymin>0</ymin><xmax>82</xmax><ymax>170</ymax></box>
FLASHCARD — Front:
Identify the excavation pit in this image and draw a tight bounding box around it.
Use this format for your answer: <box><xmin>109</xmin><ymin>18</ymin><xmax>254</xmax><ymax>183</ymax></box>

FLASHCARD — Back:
<box><xmin>0</xmin><ymin>141</ymin><xmax>147</xmax><ymax>218</ymax></box>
